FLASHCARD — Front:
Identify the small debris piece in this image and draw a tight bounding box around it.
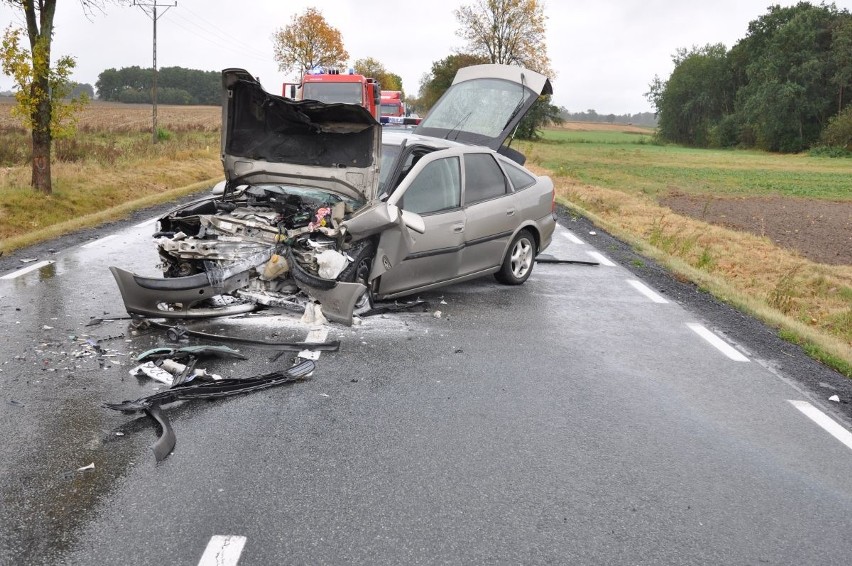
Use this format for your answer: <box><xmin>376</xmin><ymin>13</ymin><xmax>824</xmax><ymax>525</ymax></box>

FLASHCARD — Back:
<box><xmin>589</xmin><ymin>231</ymin><xmax>597</xmax><ymax>236</ymax></box>
<box><xmin>829</xmin><ymin>395</ymin><xmax>840</xmax><ymax>402</ymax></box>
<box><xmin>433</xmin><ymin>310</ymin><xmax>442</xmax><ymax>319</ymax></box>
<box><xmin>115</xmin><ymin>432</ymin><xmax>125</xmax><ymax>436</ymax></box>
<box><xmin>130</xmin><ymin>362</ymin><xmax>174</xmax><ymax>386</ymax></box>
<box><xmin>42</xmin><ymin>325</ymin><xmax>54</xmax><ymax>330</ymax></box>
<box><xmin>20</xmin><ymin>258</ymin><xmax>38</xmax><ymax>263</ymax></box>
<box><xmin>77</xmin><ymin>462</ymin><xmax>95</xmax><ymax>472</ymax></box>
<box><xmin>301</xmin><ymin>302</ymin><xmax>328</xmax><ymax>325</ymax></box>
<box><xmin>8</xmin><ymin>399</ymin><xmax>24</xmax><ymax>407</ymax></box>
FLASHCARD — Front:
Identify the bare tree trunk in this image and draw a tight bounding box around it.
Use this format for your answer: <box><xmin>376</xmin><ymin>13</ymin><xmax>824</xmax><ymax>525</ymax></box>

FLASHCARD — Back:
<box><xmin>30</xmin><ymin>78</ymin><xmax>52</xmax><ymax>194</ymax></box>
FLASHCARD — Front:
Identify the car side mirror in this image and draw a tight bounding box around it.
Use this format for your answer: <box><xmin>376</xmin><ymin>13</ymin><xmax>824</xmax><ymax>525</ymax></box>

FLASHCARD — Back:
<box><xmin>401</xmin><ymin>210</ymin><xmax>425</xmax><ymax>234</ymax></box>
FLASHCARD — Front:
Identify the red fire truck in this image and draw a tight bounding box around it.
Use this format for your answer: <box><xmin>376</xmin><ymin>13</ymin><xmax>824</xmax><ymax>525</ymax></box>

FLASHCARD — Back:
<box><xmin>379</xmin><ymin>90</ymin><xmax>405</xmax><ymax>118</ymax></box>
<box><xmin>283</xmin><ymin>69</ymin><xmax>381</xmax><ymax>119</ymax></box>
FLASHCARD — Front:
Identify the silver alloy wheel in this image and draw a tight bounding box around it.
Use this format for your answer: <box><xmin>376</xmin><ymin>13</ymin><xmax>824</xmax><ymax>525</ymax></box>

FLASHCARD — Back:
<box><xmin>510</xmin><ymin>237</ymin><xmax>533</xmax><ymax>278</ymax></box>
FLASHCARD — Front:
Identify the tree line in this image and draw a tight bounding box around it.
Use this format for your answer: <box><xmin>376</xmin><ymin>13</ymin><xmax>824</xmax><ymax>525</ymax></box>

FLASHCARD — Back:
<box><xmin>96</xmin><ymin>66</ymin><xmax>220</xmax><ymax>105</ymax></box>
<box><xmin>647</xmin><ymin>2</ymin><xmax>852</xmax><ymax>153</ymax></box>
<box><xmin>558</xmin><ymin>109</ymin><xmax>658</xmax><ymax>127</ymax></box>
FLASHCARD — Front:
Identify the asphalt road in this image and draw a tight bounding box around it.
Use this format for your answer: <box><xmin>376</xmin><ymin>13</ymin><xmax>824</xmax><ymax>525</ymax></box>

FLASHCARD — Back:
<box><xmin>1</xmin><ymin>205</ymin><xmax>851</xmax><ymax>565</ymax></box>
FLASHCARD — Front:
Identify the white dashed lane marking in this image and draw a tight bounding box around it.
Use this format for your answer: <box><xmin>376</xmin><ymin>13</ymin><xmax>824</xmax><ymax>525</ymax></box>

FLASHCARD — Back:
<box><xmin>298</xmin><ymin>328</ymin><xmax>329</xmax><ymax>360</ymax></box>
<box><xmin>789</xmin><ymin>400</ymin><xmax>852</xmax><ymax>451</ymax></box>
<box><xmin>626</xmin><ymin>279</ymin><xmax>669</xmax><ymax>304</ymax></box>
<box><xmin>586</xmin><ymin>251</ymin><xmax>616</xmax><ymax>267</ymax></box>
<box><xmin>687</xmin><ymin>323</ymin><xmax>750</xmax><ymax>362</ymax></box>
<box><xmin>0</xmin><ymin>260</ymin><xmax>55</xmax><ymax>280</ymax></box>
<box><xmin>198</xmin><ymin>535</ymin><xmax>246</xmax><ymax>566</ymax></box>
<box><xmin>560</xmin><ymin>231</ymin><xmax>585</xmax><ymax>244</ymax></box>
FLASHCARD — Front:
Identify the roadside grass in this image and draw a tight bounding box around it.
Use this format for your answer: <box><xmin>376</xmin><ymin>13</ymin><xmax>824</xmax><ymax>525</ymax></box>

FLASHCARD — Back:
<box><xmin>522</xmin><ymin>127</ymin><xmax>852</xmax><ymax>377</ymax></box>
<box><xmin>0</xmin><ymin>101</ymin><xmax>222</xmax><ymax>252</ymax></box>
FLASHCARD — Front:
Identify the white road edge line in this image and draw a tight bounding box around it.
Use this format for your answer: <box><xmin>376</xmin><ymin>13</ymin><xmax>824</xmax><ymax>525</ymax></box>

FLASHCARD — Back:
<box><xmin>788</xmin><ymin>400</ymin><xmax>852</xmax><ymax>451</ymax></box>
<box><xmin>134</xmin><ymin>216</ymin><xmax>160</xmax><ymax>228</ymax></box>
<box><xmin>198</xmin><ymin>535</ymin><xmax>246</xmax><ymax>566</ymax></box>
<box><xmin>686</xmin><ymin>323</ymin><xmax>750</xmax><ymax>362</ymax></box>
<box><xmin>0</xmin><ymin>260</ymin><xmax>55</xmax><ymax>280</ymax></box>
<box><xmin>626</xmin><ymin>279</ymin><xmax>669</xmax><ymax>303</ymax></box>
<box><xmin>560</xmin><ymin>231</ymin><xmax>585</xmax><ymax>245</ymax></box>
<box><xmin>298</xmin><ymin>328</ymin><xmax>329</xmax><ymax>360</ymax></box>
<box><xmin>82</xmin><ymin>234</ymin><xmax>117</xmax><ymax>248</ymax></box>
<box><xmin>586</xmin><ymin>251</ymin><xmax>616</xmax><ymax>267</ymax></box>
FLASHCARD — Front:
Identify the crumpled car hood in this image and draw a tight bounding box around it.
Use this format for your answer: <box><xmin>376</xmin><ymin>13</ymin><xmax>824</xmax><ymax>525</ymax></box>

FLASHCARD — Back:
<box><xmin>221</xmin><ymin>68</ymin><xmax>381</xmax><ymax>203</ymax></box>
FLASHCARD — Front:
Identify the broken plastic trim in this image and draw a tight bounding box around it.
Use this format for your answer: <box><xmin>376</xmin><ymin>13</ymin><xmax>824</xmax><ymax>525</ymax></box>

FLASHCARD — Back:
<box><xmin>104</xmin><ymin>358</ymin><xmax>316</xmax><ymax>412</ymax></box>
<box><xmin>146</xmin><ymin>404</ymin><xmax>176</xmax><ymax>463</ymax></box>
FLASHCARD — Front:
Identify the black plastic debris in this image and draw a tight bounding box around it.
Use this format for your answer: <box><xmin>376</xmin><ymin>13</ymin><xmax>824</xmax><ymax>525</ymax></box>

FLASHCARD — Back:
<box><xmin>359</xmin><ymin>300</ymin><xmax>429</xmax><ymax>317</ymax></box>
<box><xmin>104</xmin><ymin>359</ymin><xmax>315</xmax><ymax>462</ymax></box>
<box><xmin>535</xmin><ymin>253</ymin><xmax>599</xmax><ymax>266</ymax></box>
<box><xmin>105</xmin><ymin>359</ymin><xmax>315</xmax><ymax>412</ymax></box>
<box><xmin>146</xmin><ymin>405</ymin><xmax>176</xmax><ymax>463</ymax></box>
<box><xmin>136</xmin><ymin>345</ymin><xmax>248</xmax><ymax>363</ymax></box>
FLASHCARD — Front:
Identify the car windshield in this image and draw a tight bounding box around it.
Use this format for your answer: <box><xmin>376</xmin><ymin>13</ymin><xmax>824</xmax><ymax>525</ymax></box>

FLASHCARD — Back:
<box><xmin>303</xmin><ymin>83</ymin><xmax>363</xmax><ymax>105</ymax></box>
<box><xmin>418</xmin><ymin>78</ymin><xmax>533</xmax><ymax>138</ymax></box>
<box><xmin>379</xmin><ymin>143</ymin><xmax>401</xmax><ymax>193</ymax></box>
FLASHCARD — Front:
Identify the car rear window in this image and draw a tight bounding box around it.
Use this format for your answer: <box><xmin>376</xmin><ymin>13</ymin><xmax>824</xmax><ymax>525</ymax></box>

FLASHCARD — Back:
<box><xmin>501</xmin><ymin>160</ymin><xmax>536</xmax><ymax>190</ymax></box>
<box><xmin>463</xmin><ymin>153</ymin><xmax>507</xmax><ymax>205</ymax></box>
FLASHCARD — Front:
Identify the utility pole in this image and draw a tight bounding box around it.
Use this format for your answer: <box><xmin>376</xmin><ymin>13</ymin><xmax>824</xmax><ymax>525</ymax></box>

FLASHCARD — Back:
<box><xmin>133</xmin><ymin>1</ymin><xmax>177</xmax><ymax>144</ymax></box>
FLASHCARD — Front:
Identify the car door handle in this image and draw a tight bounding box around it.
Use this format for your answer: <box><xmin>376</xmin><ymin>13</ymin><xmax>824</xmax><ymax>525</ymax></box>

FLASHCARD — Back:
<box><xmin>452</xmin><ymin>224</ymin><xmax>465</xmax><ymax>233</ymax></box>
<box><xmin>506</xmin><ymin>208</ymin><xmax>516</xmax><ymax>216</ymax></box>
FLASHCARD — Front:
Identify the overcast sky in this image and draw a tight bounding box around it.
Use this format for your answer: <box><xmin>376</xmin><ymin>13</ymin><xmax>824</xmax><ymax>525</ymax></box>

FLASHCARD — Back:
<box><xmin>2</xmin><ymin>0</ymin><xmax>850</xmax><ymax>114</ymax></box>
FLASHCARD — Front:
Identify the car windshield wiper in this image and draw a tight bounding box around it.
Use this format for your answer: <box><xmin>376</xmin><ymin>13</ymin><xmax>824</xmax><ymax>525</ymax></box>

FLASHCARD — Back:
<box><xmin>445</xmin><ymin>110</ymin><xmax>473</xmax><ymax>141</ymax></box>
<box><xmin>502</xmin><ymin>73</ymin><xmax>528</xmax><ymax>133</ymax></box>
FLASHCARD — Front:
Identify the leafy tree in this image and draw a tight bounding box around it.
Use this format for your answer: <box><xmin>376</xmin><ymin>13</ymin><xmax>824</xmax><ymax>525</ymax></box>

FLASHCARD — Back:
<box><xmin>830</xmin><ymin>14</ymin><xmax>852</xmax><ymax>112</ymax></box>
<box><xmin>272</xmin><ymin>7</ymin><xmax>348</xmax><ymax>76</ymax></box>
<box><xmin>454</xmin><ymin>0</ymin><xmax>555</xmax><ymax>139</ymax></box>
<box><xmin>514</xmin><ymin>96</ymin><xmax>563</xmax><ymax>140</ymax></box>
<box><xmin>69</xmin><ymin>82</ymin><xmax>94</xmax><ymax>99</ymax></box>
<box><xmin>649</xmin><ymin>2</ymin><xmax>851</xmax><ymax>152</ymax></box>
<box><xmin>417</xmin><ymin>53</ymin><xmax>489</xmax><ymax>111</ymax></box>
<box><xmin>455</xmin><ymin>0</ymin><xmax>552</xmax><ymax>77</ymax></box>
<box><xmin>736</xmin><ymin>2</ymin><xmax>841</xmax><ymax>152</ymax></box>
<box><xmin>0</xmin><ymin>1</ymin><xmax>111</xmax><ymax>194</ymax></box>
<box><xmin>820</xmin><ymin>105</ymin><xmax>852</xmax><ymax>150</ymax></box>
<box><xmin>646</xmin><ymin>44</ymin><xmax>734</xmax><ymax>147</ymax></box>
<box><xmin>353</xmin><ymin>57</ymin><xmax>403</xmax><ymax>93</ymax></box>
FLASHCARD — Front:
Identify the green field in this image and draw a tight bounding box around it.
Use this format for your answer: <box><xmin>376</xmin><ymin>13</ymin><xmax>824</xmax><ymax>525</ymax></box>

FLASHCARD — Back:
<box><xmin>521</xmin><ymin>129</ymin><xmax>852</xmax><ymax>200</ymax></box>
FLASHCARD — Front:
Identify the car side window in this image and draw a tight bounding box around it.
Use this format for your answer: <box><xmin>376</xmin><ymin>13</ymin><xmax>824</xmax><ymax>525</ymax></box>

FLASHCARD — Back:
<box><xmin>399</xmin><ymin>157</ymin><xmax>461</xmax><ymax>215</ymax></box>
<box><xmin>502</xmin><ymin>160</ymin><xmax>536</xmax><ymax>190</ymax></box>
<box><xmin>463</xmin><ymin>153</ymin><xmax>507</xmax><ymax>205</ymax></box>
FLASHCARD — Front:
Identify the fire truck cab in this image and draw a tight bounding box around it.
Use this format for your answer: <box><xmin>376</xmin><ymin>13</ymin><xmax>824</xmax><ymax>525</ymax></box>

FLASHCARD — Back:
<box><xmin>283</xmin><ymin>68</ymin><xmax>381</xmax><ymax>119</ymax></box>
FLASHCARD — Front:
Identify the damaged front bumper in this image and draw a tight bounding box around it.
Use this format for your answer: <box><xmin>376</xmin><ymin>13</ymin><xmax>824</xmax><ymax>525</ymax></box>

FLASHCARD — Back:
<box><xmin>110</xmin><ymin>264</ymin><xmax>367</xmax><ymax>326</ymax></box>
<box><xmin>109</xmin><ymin>266</ymin><xmax>256</xmax><ymax>318</ymax></box>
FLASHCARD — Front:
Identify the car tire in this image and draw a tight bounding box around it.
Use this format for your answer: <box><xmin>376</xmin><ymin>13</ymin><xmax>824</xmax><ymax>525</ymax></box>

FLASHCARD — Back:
<box><xmin>495</xmin><ymin>229</ymin><xmax>535</xmax><ymax>285</ymax></box>
<box><xmin>340</xmin><ymin>239</ymin><xmax>376</xmax><ymax>312</ymax></box>
<box><xmin>339</xmin><ymin>239</ymin><xmax>375</xmax><ymax>284</ymax></box>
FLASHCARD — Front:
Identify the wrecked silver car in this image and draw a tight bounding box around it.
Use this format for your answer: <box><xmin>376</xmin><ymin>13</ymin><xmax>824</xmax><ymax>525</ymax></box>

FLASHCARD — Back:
<box><xmin>111</xmin><ymin>65</ymin><xmax>556</xmax><ymax>325</ymax></box>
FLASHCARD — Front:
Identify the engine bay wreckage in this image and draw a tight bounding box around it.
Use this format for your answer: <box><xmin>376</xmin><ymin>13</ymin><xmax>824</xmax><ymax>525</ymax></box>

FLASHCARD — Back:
<box><xmin>110</xmin><ymin>68</ymin><xmax>425</xmax><ymax>326</ymax></box>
